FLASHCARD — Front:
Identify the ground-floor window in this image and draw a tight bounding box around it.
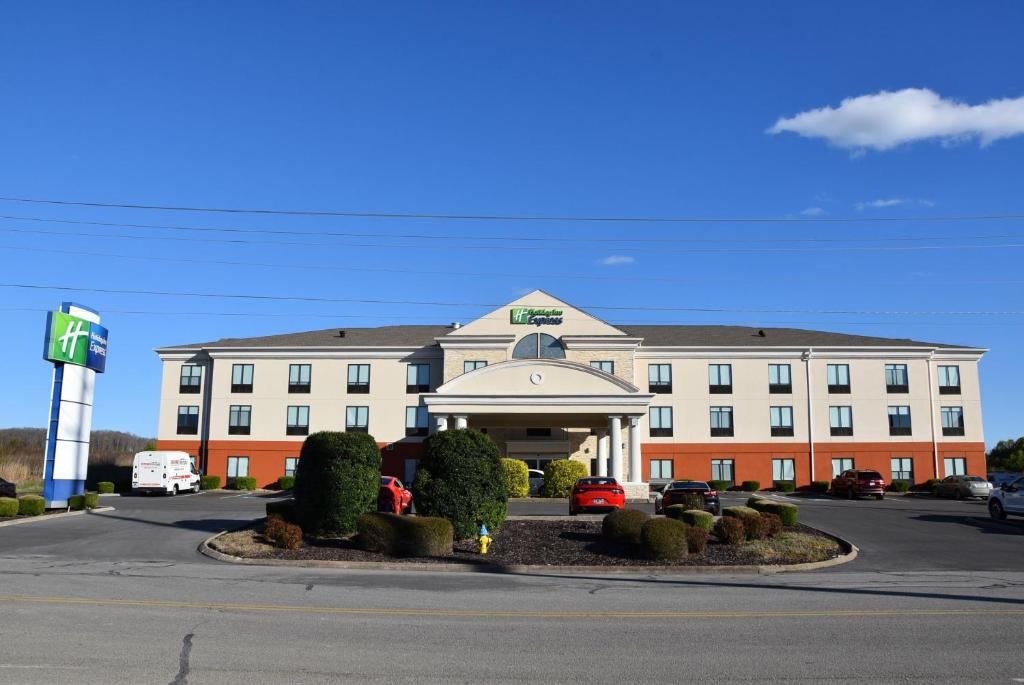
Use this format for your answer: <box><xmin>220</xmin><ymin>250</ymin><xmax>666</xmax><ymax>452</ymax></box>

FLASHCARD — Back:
<box><xmin>943</xmin><ymin>457</ymin><xmax>966</xmax><ymax>477</ymax></box>
<box><xmin>831</xmin><ymin>458</ymin><xmax>854</xmax><ymax>478</ymax></box>
<box><xmin>227</xmin><ymin>456</ymin><xmax>249</xmax><ymax>485</ymax></box>
<box><xmin>891</xmin><ymin>457</ymin><xmax>913</xmax><ymax>483</ymax></box>
<box><xmin>772</xmin><ymin>458</ymin><xmax>795</xmax><ymax>483</ymax></box>
<box><xmin>711</xmin><ymin>459</ymin><xmax>734</xmax><ymax>484</ymax></box>
<box><xmin>285</xmin><ymin>457</ymin><xmax>299</xmax><ymax>477</ymax></box>
<box><xmin>650</xmin><ymin>459</ymin><xmax>673</xmax><ymax>480</ymax></box>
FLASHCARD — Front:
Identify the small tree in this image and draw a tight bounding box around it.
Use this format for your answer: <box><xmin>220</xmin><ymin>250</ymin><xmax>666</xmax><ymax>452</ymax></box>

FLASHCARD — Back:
<box><xmin>541</xmin><ymin>459</ymin><xmax>589</xmax><ymax>498</ymax></box>
<box><xmin>412</xmin><ymin>429</ymin><xmax>507</xmax><ymax>539</ymax></box>
<box><xmin>294</xmin><ymin>431</ymin><xmax>381</xmax><ymax>536</ymax></box>
<box><xmin>501</xmin><ymin>458</ymin><xmax>530</xmax><ymax>498</ymax></box>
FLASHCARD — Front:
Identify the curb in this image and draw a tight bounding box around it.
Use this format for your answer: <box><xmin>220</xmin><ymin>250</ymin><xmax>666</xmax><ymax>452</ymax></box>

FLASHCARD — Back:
<box><xmin>199</xmin><ymin>524</ymin><xmax>858</xmax><ymax>576</ymax></box>
<box><xmin>0</xmin><ymin>506</ymin><xmax>115</xmax><ymax>528</ymax></box>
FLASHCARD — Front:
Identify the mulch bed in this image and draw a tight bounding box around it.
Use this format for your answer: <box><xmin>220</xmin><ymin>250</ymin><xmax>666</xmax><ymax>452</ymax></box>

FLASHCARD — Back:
<box><xmin>214</xmin><ymin>519</ymin><xmax>842</xmax><ymax>567</ymax></box>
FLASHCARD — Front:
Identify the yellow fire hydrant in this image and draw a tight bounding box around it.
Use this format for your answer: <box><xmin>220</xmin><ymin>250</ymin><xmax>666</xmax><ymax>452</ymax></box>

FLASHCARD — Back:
<box><xmin>478</xmin><ymin>524</ymin><xmax>492</xmax><ymax>554</ymax></box>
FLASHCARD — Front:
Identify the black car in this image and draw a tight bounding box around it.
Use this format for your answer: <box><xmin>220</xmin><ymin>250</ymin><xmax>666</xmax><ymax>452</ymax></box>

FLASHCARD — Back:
<box><xmin>656</xmin><ymin>480</ymin><xmax>721</xmax><ymax>515</ymax></box>
<box><xmin>0</xmin><ymin>477</ymin><xmax>16</xmax><ymax>498</ymax></box>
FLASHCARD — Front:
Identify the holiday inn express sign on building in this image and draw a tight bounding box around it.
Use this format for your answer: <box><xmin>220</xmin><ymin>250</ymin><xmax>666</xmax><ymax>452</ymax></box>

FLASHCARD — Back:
<box><xmin>510</xmin><ymin>307</ymin><xmax>564</xmax><ymax>326</ymax></box>
<box><xmin>44</xmin><ymin>310</ymin><xmax>108</xmax><ymax>373</ymax></box>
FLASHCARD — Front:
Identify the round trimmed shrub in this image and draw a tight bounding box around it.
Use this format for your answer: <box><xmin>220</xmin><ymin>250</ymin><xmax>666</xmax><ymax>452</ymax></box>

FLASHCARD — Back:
<box><xmin>810</xmin><ymin>480</ymin><xmax>830</xmax><ymax>494</ymax></box>
<box><xmin>685</xmin><ymin>524</ymin><xmax>709</xmax><ymax>554</ymax></box>
<box><xmin>233</xmin><ymin>476</ymin><xmax>257</xmax><ymax>491</ymax></box>
<box><xmin>541</xmin><ymin>459</ymin><xmax>589</xmax><ymax>498</ymax></box>
<box><xmin>295</xmin><ymin>431</ymin><xmax>382</xmax><ymax>536</ymax></box>
<box><xmin>774</xmin><ymin>480</ymin><xmax>796</xmax><ymax>493</ymax></box>
<box><xmin>68</xmin><ymin>494</ymin><xmax>85</xmax><ymax>511</ymax></box>
<box><xmin>641</xmin><ymin>517</ymin><xmax>689</xmax><ymax>561</ymax></box>
<box><xmin>0</xmin><ymin>497</ymin><xmax>18</xmax><ymax>517</ymax></box>
<box><xmin>664</xmin><ymin>504</ymin><xmax>687</xmax><ymax>520</ymax></box>
<box><xmin>501</xmin><ymin>458</ymin><xmax>530</xmax><ymax>498</ymax></box>
<box><xmin>708</xmin><ymin>480</ymin><xmax>731</xmax><ymax>492</ymax></box>
<box><xmin>723</xmin><ymin>505</ymin><xmax>762</xmax><ymax>540</ymax></box>
<box><xmin>97</xmin><ymin>482</ymin><xmax>115</xmax><ymax>494</ymax></box>
<box><xmin>741</xmin><ymin>480</ymin><xmax>760</xmax><ymax>492</ymax></box>
<box><xmin>888</xmin><ymin>479</ymin><xmax>911</xmax><ymax>493</ymax></box>
<box><xmin>263</xmin><ymin>515</ymin><xmax>302</xmax><ymax>550</ymax></box>
<box><xmin>200</xmin><ymin>475</ymin><xmax>221</xmax><ymax>490</ymax></box>
<box><xmin>747</xmin><ymin>498</ymin><xmax>799</xmax><ymax>527</ymax></box>
<box><xmin>411</xmin><ymin>429</ymin><xmax>506</xmax><ymax>540</ymax></box>
<box><xmin>357</xmin><ymin>512</ymin><xmax>454</xmax><ymax>557</ymax></box>
<box><xmin>714</xmin><ymin>516</ymin><xmax>745</xmax><ymax>545</ymax></box>
<box><xmin>602</xmin><ymin>508</ymin><xmax>650</xmax><ymax>546</ymax></box>
<box><xmin>761</xmin><ymin>512</ymin><xmax>784</xmax><ymax>538</ymax></box>
<box><xmin>277</xmin><ymin>475</ymin><xmax>296</xmax><ymax>491</ymax></box>
<box><xmin>18</xmin><ymin>495</ymin><xmax>45</xmax><ymax>516</ymax></box>
<box><xmin>680</xmin><ymin>509</ymin><xmax>716</xmax><ymax>533</ymax></box>
<box><xmin>84</xmin><ymin>492</ymin><xmax>99</xmax><ymax>509</ymax></box>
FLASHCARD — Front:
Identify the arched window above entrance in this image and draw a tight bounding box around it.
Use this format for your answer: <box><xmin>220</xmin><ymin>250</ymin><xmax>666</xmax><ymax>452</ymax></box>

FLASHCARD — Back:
<box><xmin>511</xmin><ymin>333</ymin><xmax>565</xmax><ymax>360</ymax></box>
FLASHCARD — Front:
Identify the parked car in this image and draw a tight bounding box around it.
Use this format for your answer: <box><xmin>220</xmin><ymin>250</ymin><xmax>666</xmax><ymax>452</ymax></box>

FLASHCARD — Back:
<box><xmin>988</xmin><ymin>476</ymin><xmax>1024</xmax><ymax>520</ymax></box>
<box><xmin>935</xmin><ymin>475</ymin><xmax>993</xmax><ymax>500</ymax></box>
<box><xmin>569</xmin><ymin>477</ymin><xmax>625</xmax><ymax>515</ymax></box>
<box><xmin>830</xmin><ymin>470</ymin><xmax>886</xmax><ymax>500</ymax></box>
<box><xmin>0</xmin><ymin>477</ymin><xmax>16</xmax><ymax>498</ymax></box>
<box><xmin>655</xmin><ymin>480</ymin><xmax>721</xmax><ymax>515</ymax></box>
<box><xmin>527</xmin><ymin>469</ymin><xmax>545</xmax><ymax>496</ymax></box>
<box><xmin>378</xmin><ymin>476</ymin><xmax>413</xmax><ymax>515</ymax></box>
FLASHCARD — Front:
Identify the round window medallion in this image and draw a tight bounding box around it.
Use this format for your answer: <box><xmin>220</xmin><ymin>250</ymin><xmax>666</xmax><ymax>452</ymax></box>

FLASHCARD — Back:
<box><xmin>529</xmin><ymin>372</ymin><xmax>544</xmax><ymax>385</ymax></box>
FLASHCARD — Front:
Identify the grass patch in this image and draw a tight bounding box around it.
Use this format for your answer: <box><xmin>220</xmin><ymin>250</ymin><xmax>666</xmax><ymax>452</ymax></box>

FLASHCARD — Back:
<box><xmin>742</xmin><ymin>532</ymin><xmax>840</xmax><ymax>564</ymax></box>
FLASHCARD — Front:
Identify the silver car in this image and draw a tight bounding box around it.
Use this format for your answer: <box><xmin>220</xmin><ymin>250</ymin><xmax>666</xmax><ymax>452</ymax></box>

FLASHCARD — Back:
<box><xmin>936</xmin><ymin>475</ymin><xmax>993</xmax><ymax>500</ymax></box>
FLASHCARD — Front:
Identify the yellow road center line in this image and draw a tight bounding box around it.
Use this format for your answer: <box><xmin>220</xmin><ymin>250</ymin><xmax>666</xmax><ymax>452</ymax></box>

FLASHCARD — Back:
<box><xmin>0</xmin><ymin>595</ymin><xmax>1021</xmax><ymax>620</ymax></box>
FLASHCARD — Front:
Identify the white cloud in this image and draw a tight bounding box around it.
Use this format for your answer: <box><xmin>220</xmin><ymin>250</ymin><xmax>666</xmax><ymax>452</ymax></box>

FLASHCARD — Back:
<box><xmin>599</xmin><ymin>255</ymin><xmax>635</xmax><ymax>266</ymax></box>
<box><xmin>855</xmin><ymin>198</ymin><xmax>935</xmax><ymax>210</ymax></box>
<box><xmin>767</xmin><ymin>88</ymin><xmax>1024</xmax><ymax>151</ymax></box>
<box><xmin>799</xmin><ymin>206</ymin><xmax>828</xmax><ymax>216</ymax></box>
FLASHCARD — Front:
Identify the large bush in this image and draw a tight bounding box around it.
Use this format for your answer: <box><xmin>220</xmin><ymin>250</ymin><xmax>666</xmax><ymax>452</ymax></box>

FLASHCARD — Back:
<box><xmin>294</xmin><ymin>431</ymin><xmax>382</xmax><ymax>536</ymax></box>
<box><xmin>357</xmin><ymin>513</ymin><xmax>454</xmax><ymax>557</ymax></box>
<box><xmin>641</xmin><ymin>517</ymin><xmax>688</xmax><ymax>561</ymax></box>
<box><xmin>602</xmin><ymin>508</ymin><xmax>650</xmax><ymax>546</ymax></box>
<box><xmin>0</xmin><ymin>497</ymin><xmax>18</xmax><ymax>517</ymax></box>
<box><xmin>541</xmin><ymin>459</ymin><xmax>589</xmax><ymax>498</ymax></box>
<box><xmin>18</xmin><ymin>495</ymin><xmax>44</xmax><ymax>516</ymax></box>
<box><xmin>747</xmin><ymin>498</ymin><xmax>799</xmax><ymax>526</ymax></box>
<box><xmin>200</xmin><ymin>475</ymin><xmax>221</xmax><ymax>490</ymax></box>
<box><xmin>501</xmin><ymin>458</ymin><xmax>530</xmax><ymax>498</ymax></box>
<box><xmin>411</xmin><ymin>429</ymin><xmax>506</xmax><ymax>540</ymax></box>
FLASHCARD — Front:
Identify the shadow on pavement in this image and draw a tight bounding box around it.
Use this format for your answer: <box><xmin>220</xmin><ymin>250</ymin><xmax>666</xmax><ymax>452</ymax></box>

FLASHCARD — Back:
<box><xmin>94</xmin><ymin>511</ymin><xmax>258</xmax><ymax>534</ymax></box>
<box><xmin>911</xmin><ymin>513</ymin><xmax>1024</xmax><ymax>536</ymax></box>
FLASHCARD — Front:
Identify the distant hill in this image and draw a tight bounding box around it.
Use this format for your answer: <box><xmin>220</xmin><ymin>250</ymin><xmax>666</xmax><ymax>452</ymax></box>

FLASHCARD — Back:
<box><xmin>0</xmin><ymin>428</ymin><xmax>154</xmax><ymax>484</ymax></box>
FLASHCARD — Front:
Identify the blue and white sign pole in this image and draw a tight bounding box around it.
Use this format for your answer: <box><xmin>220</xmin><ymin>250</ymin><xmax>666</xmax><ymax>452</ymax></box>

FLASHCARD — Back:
<box><xmin>41</xmin><ymin>302</ymin><xmax>108</xmax><ymax>507</ymax></box>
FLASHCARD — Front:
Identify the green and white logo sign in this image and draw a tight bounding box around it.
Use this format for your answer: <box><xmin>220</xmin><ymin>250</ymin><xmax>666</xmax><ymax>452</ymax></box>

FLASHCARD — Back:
<box><xmin>510</xmin><ymin>307</ymin><xmax>564</xmax><ymax>326</ymax></box>
<box><xmin>44</xmin><ymin>311</ymin><xmax>109</xmax><ymax>372</ymax></box>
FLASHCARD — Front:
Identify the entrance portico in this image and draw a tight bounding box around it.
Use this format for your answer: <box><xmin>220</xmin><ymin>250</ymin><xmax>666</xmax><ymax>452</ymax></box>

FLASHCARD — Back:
<box><xmin>423</xmin><ymin>358</ymin><xmax>653</xmax><ymax>498</ymax></box>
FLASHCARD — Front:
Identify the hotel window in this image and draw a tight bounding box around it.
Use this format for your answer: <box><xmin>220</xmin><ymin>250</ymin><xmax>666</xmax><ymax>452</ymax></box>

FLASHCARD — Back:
<box><xmin>772</xmin><ymin>458</ymin><xmax>795</xmax><ymax>483</ymax></box>
<box><xmin>648</xmin><ymin>364</ymin><xmax>672</xmax><ymax>393</ymax></box>
<box><xmin>710</xmin><ymin>406</ymin><xmax>734</xmax><ymax>437</ymax></box>
<box><xmin>829</xmin><ymin>406</ymin><xmax>853</xmax><ymax>436</ymax></box>
<box><xmin>176</xmin><ymin>406</ymin><xmax>199</xmax><ymax>435</ymax></box>
<box><xmin>285</xmin><ymin>457</ymin><xmax>299</xmax><ymax>478</ymax></box>
<box><xmin>770</xmin><ymin>406</ymin><xmax>794</xmax><ymax>437</ymax></box>
<box><xmin>938</xmin><ymin>365</ymin><xmax>961</xmax><ymax>394</ymax></box>
<box><xmin>887</xmin><ymin>406</ymin><xmax>912</xmax><ymax>436</ymax></box>
<box><xmin>231</xmin><ymin>364</ymin><xmax>253</xmax><ymax>393</ymax></box>
<box><xmin>288</xmin><ymin>364</ymin><xmax>311</xmax><ymax>393</ymax></box>
<box><xmin>941</xmin><ymin>406</ymin><xmax>965</xmax><ymax>436</ymax></box>
<box><xmin>346</xmin><ymin>406</ymin><xmax>369</xmax><ymax>433</ymax></box>
<box><xmin>943</xmin><ymin>457</ymin><xmax>966</xmax><ymax>477</ymax></box>
<box><xmin>650</xmin><ymin>459</ymin><xmax>674</xmax><ymax>480</ymax></box>
<box><xmin>649</xmin><ymin>407</ymin><xmax>673</xmax><ymax>437</ymax></box>
<box><xmin>347</xmin><ymin>364</ymin><xmax>370</xmax><ymax>393</ymax></box>
<box><xmin>891</xmin><ymin>457</ymin><xmax>913</xmax><ymax>483</ymax></box>
<box><xmin>511</xmin><ymin>333</ymin><xmax>565</xmax><ymax>360</ymax></box>
<box><xmin>768</xmin><ymin>364</ymin><xmax>791</xmax><ymax>394</ymax></box>
<box><xmin>885</xmin><ymin>364</ymin><xmax>909</xmax><ymax>393</ymax></box>
<box><xmin>406</xmin><ymin>363</ymin><xmax>431</xmax><ymax>393</ymax></box>
<box><xmin>179</xmin><ymin>364</ymin><xmax>202</xmax><ymax>394</ymax></box>
<box><xmin>709</xmin><ymin>364</ymin><xmax>732</xmax><ymax>394</ymax></box>
<box><xmin>591</xmin><ymin>360</ymin><xmax>614</xmax><ymax>374</ymax></box>
<box><xmin>827</xmin><ymin>364</ymin><xmax>850</xmax><ymax>393</ymax></box>
<box><xmin>226</xmin><ymin>456</ymin><xmax>249</xmax><ymax>485</ymax></box>
<box><xmin>711</xmin><ymin>459</ymin><xmax>735</xmax><ymax>485</ymax></box>
<box><xmin>405</xmin><ymin>406</ymin><xmax>429</xmax><ymax>437</ymax></box>
<box><xmin>228</xmin><ymin>405</ymin><xmax>251</xmax><ymax>435</ymax></box>
<box><xmin>286</xmin><ymin>405</ymin><xmax>309</xmax><ymax>436</ymax></box>
<box><xmin>832</xmin><ymin>458</ymin><xmax>854</xmax><ymax>478</ymax></box>
<box><xmin>464</xmin><ymin>360</ymin><xmax>487</xmax><ymax>374</ymax></box>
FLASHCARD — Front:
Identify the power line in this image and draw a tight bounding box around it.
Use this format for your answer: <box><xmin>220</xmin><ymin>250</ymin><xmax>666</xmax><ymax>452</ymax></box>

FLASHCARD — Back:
<box><xmin>3</xmin><ymin>194</ymin><xmax>1024</xmax><ymax>223</ymax></box>
<box><xmin>2</xmin><ymin>282</ymin><xmax>1022</xmax><ymax>316</ymax></box>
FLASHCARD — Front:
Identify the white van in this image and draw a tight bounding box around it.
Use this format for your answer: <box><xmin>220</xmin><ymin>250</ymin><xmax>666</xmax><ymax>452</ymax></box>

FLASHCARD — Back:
<box><xmin>132</xmin><ymin>451</ymin><xmax>201</xmax><ymax>495</ymax></box>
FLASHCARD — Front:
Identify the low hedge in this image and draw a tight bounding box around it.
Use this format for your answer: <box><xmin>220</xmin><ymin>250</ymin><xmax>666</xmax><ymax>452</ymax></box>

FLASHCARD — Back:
<box><xmin>68</xmin><ymin>494</ymin><xmax>85</xmax><ymax>511</ymax></box>
<box><xmin>18</xmin><ymin>495</ymin><xmax>45</xmax><ymax>516</ymax></box>
<box><xmin>200</xmin><ymin>475</ymin><xmax>221</xmax><ymax>490</ymax></box>
<box><xmin>888</xmin><ymin>480</ymin><xmax>911</xmax><ymax>493</ymax></box>
<box><xmin>714</xmin><ymin>516</ymin><xmax>745</xmax><ymax>545</ymax></box>
<box><xmin>0</xmin><ymin>497</ymin><xmax>18</xmax><ymax>517</ymax></box>
<box><xmin>602</xmin><ymin>509</ymin><xmax>650</xmax><ymax>546</ymax></box>
<box><xmin>747</xmin><ymin>497</ymin><xmax>799</xmax><ymax>526</ymax></box>
<box><xmin>264</xmin><ymin>515</ymin><xmax>302</xmax><ymax>550</ymax></box>
<box><xmin>84</xmin><ymin>492</ymin><xmax>99</xmax><ymax>509</ymax></box>
<box><xmin>266</xmin><ymin>499</ymin><xmax>296</xmax><ymax>521</ymax></box>
<box><xmin>357</xmin><ymin>512</ymin><xmax>454</xmax><ymax>557</ymax></box>
<box><xmin>707</xmin><ymin>480</ymin><xmax>732</xmax><ymax>492</ymax></box>
<box><xmin>723</xmin><ymin>505</ymin><xmax>762</xmax><ymax>540</ymax></box>
<box><xmin>97</xmin><ymin>481</ymin><xmax>115</xmax><ymax>494</ymax></box>
<box><xmin>677</xmin><ymin>508</ymin><xmax>715</xmax><ymax>533</ymax></box>
<box><xmin>233</xmin><ymin>476</ymin><xmax>257</xmax><ymax>491</ymax></box>
<box><xmin>773</xmin><ymin>480</ymin><xmax>796</xmax><ymax>493</ymax></box>
<box><xmin>277</xmin><ymin>476</ymin><xmax>296</xmax><ymax>491</ymax></box>
<box><xmin>810</xmin><ymin>480</ymin><xmax>830</xmax><ymax>494</ymax></box>
<box><xmin>541</xmin><ymin>459</ymin><xmax>589</xmax><ymax>498</ymax></box>
<box><xmin>640</xmin><ymin>517</ymin><xmax>689</xmax><ymax>561</ymax></box>
<box><xmin>740</xmin><ymin>480</ymin><xmax>760</xmax><ymax>492</ymax></box>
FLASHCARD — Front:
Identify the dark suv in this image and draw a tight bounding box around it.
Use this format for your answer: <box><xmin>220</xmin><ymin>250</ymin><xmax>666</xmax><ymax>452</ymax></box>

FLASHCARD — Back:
<box><xmin>656</xmin><ymin>481</ymin><xmax>722</xmax><ymax>515</ymax></box>
<box><xmin>831</xmin><ymin>469</ymin><xmax>886</xmax><ymax>500</ymax></box>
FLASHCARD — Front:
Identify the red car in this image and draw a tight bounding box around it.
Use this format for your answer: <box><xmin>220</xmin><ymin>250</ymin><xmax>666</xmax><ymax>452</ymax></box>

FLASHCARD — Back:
<box><xmin>569</xmin><ymin>477</ymin><xmax>625</xmax><ymax>515</ymax></box>
<box><xmin>831</xmin><ymin>469</ymin><xmax>886</xmax><ymax>500</ymax></box>
<box><xmin>378</xmin><ymin>476</ymin><xmax>413</xmax><ymax>514</ymax></box>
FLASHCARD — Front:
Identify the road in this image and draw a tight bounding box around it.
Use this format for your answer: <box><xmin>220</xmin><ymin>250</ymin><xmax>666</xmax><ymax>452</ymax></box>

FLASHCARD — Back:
<box><xmin>1</xmin><ymin>492</ymin><xmax>1023</xmax><ymax>684</ymax></box>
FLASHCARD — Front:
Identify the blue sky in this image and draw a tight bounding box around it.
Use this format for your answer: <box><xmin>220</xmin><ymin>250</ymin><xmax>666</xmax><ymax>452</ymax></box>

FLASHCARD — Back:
<box><xmin>0</xmin><ymin>2</ymin><xmax>1021</xmax><ymax>444</ymax></box>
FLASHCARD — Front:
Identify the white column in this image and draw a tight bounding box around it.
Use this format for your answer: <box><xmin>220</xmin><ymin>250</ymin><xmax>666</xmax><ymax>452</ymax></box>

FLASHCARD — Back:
<box><xmin>627</xmin><ymin>416</ymin><xmax>642</xmax><ymax>484</ymax></box>
<box><xmin>433</xmin><ymin>415</ymin><xmax>449</xmax><ymax>433</ymax></box>
<box><xmin>608</xmin><ymin>415</ymin><xmax>623</xmax><ymax>482</ymax></box>
<box><xmin>596</xmin><ymin>430</ymin><xmax>609</xmax><ymax>477</ymax></box>
<box><xmin>454</xmin><ymin>415</ymin><xmax>468</xmax><ymax>430</ymax></box>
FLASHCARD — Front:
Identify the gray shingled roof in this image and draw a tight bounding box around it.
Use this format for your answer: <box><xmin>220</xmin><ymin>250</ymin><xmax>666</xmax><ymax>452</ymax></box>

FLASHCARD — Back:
<box><xmin>162</xmin><ymin>324</ymin><xmax>970</xmax><ymax>350</ymax></box>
